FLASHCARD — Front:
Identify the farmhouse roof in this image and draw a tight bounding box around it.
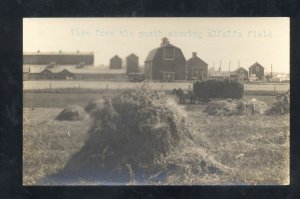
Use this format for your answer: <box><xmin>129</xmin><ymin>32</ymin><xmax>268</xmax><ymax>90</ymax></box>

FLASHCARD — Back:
<box><xmin>187</xmin><ymin>53</ymin><xmax>208</xmax><ymax>65</ymax></box>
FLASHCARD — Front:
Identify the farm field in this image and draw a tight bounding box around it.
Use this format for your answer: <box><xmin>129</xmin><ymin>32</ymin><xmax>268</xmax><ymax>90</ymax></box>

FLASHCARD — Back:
<box><xmin>23</xmin><ymin>91</ymin><xmax>289</xmax><ymax>185</ymax></box>
<box><xmin>23</xmin><ymin>80</ymin><xmax>290</xmax><ymax>92</ymax></box>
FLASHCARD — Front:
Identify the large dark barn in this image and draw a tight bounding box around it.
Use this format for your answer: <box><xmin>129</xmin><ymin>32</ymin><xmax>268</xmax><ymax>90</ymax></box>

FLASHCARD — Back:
<box><xmin>109</xmin><ymin>55</ymin><xmax>122</xmax><ymax>69</ymax></box>
<box><xmin>23</xmin><ymin>51</ymin><xmax>94</xmax><ymax>66</ymax></box>
<box><xmin>249</xmin><ymin>62</ymin><xmax>264</xmax><ymax>80</ymax></box>
<box><xmin>126</xmin><ymin>53</ymin><xmax>139</xmax><ymax>74</ymax></box>
<box><xmin>144</xmin><ymin>38</ymin><xmax>186</xmax><ymax>81</ymax></box>
<box><xmin>186</xmin><ymin>52</ymin><xmax>208</xmax><ymax>80</ymax></box>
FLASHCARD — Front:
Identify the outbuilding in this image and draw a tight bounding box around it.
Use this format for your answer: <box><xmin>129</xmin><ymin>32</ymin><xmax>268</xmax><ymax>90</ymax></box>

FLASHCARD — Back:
<box><xmin>249</xmin><ymin>62</ymin><xmax>264</xmax><ymax>80</ymax></box>
<box><xmin>109</xmin><ymin>55</ymin><xmax>122</xmax><ymax>69</ymax></box>
<box><xmin>126</xmin><ymin>53</ymin><xmax>139</xmax><ymax>74</ymax></box>
<box><xmin>186</xmin><ymin>52</ymin><xmax>208</xmax><ymax>80</ymax></box>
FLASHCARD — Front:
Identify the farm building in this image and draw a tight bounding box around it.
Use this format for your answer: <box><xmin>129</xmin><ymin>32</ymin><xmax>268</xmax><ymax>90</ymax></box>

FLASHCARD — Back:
<box><xmin>23</xmin><ymin>51</ymin><xmax>94</xmax><ymax>66</ymax></box>
<box><xmin>23</xmin><ymin>65</ymin><xmax>126</xmax><ymax>81</ymax></box>
<box><xmin>186</xmin><ymin>52</ymin><xmax>208</xmax><ymax>80</ymax></box>
<box><xmin>249</xmin><ymin>62</ymin><xmax>264</xmax><ymax>80</ymax></box>
<box><xmin>144</xmin><ymin>38</ymin><xmax>187</xmax><ymax>81</ymax></box>
<box><xmin>234</xmin><ymin>67</ymin><xmax>248</xmax><ymax>78</ymax></box>
<box><xmin>110</xmin><ymin>55</ymin><xmax>122</xmax><ymax>69</ymax></box>
<box><xmin>126</xmin><ymin>53</ymin><xmax>139</xmax><ymax>74</ymax></box>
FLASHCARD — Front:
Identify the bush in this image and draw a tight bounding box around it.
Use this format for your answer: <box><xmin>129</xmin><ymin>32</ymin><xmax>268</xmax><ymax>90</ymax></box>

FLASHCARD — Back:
<box><xmin>193</xmin><ymin>79</ymin><xmax>244</xmax><ymax>100</ymax></box>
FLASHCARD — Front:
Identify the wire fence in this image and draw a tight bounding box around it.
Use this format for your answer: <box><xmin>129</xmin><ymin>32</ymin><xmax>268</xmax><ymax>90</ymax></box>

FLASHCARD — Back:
<box><xmin>23</xmin><ymin>80</ymin><xmax>290</xmax><ymax>94</ymax></box>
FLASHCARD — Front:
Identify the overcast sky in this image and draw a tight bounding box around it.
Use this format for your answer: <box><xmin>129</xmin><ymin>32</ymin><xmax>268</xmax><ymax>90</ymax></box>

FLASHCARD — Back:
<box><xmin>23</xmin><ymin>18</ymin><xmax>289</xmax><ymax>73</ymax></box>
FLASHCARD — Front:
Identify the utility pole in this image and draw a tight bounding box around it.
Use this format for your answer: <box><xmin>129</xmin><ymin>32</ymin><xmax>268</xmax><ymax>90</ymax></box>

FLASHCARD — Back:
<box><xmin>228</xmin><ymin>61</ymin><xmax>231</xmax><ymax>78</ymax></box>
<box><xmin>271</xmin><ymin>64</ymin><xmax>273</xmax><ymax>77</ymax></box>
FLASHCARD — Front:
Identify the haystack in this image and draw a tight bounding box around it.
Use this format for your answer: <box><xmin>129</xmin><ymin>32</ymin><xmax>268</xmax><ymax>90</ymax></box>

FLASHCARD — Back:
<box><xmin>203</xmin><ymin>98</ymin><xmax>267</xmax><ymax>116</ymax></box>
<box><xmin>266</xmin><ymin>90</ymin><xmax>290</xmax><ymax>115</ymax></box>
<box><xmin>56</xmin><ymin>105</ymin><xmax>88</xmax><ymax>121</ymax></box>
<box><xmin>236</xmin><ymin>98</ymin><xmax>268</xmax><ymax>115</ymax></box>
<box><xmin>56</xmin><ymin>88</ymin><xmax>229</xmax><ymax>184</ymax></box>
<box><xmin>203</xmin><ymin>99</ymin><xmax>237</xmax><ymax>116</ymax></box>
<box><xmin>85</xmin><ymin>98</ymin><xmax>106</xmax><ymax>114</ymax></box>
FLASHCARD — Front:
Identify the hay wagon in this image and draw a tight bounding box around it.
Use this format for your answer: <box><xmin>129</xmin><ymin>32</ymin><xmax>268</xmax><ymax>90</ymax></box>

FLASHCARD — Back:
<box><xmin>193</xmin><ymin>79</ymin><xmax>244</xmax><ymax>102</ymax></box>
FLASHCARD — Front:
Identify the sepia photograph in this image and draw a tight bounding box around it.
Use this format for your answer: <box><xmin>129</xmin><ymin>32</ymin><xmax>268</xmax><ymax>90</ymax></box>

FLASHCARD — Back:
<box><xmin>23</xmin><ymin>18</ymin><xmax>290</xmax><ymax>185</ymax></box>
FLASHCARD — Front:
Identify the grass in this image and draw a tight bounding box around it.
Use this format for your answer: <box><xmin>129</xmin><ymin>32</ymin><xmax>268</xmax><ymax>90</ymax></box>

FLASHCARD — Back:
<box><xmin>23</xmin><ymin>108</ymin><xmax>92</xmax><ymax>185</ymax></box>
<box><xmin>23</xmin><ymin>91</ymin><xmax>290</xmax><ymax>185</ymax></box>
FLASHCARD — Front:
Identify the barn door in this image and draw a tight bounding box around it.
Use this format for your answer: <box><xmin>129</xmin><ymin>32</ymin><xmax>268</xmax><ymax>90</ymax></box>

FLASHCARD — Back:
<box><xmin>163</xmin><ymin>72</ymin><xmax>174</xmax><ymax>81</ymax></box>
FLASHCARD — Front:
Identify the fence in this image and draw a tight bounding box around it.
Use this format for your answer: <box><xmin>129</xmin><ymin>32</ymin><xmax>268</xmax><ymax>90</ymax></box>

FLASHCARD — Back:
<box><xmin>23</xmin><ymin>80</ymin><xmax>289</xmax><ymax>95</ymax></box>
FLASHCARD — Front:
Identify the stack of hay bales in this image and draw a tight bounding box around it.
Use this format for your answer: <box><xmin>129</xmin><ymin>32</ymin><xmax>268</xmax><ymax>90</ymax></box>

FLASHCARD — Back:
<box><xmin>203</xmin><ymin>98</ymin><xmax>267</xmax><ymax>116</ymax></box>
<box><xmin>266</xmin><ymin>90</ymin><xmax>290</xmax><ymax>115</ymax></box>
<box><xmin>56</xmin><ymin>105</ymin><xmax>88</xmax><ymax>121</ymax></box>
<box><xmin>57</xmin><ymin>88</ymin><xmax>229</xmax><ymax>184</ymax></box>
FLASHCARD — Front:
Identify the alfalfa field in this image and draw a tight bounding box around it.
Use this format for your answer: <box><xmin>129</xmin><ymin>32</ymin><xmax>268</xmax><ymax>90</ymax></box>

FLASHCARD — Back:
<box><xmin>23</xmin><ymin>91</ymin><xmax>289</xmax><ymax>185</ymax></box>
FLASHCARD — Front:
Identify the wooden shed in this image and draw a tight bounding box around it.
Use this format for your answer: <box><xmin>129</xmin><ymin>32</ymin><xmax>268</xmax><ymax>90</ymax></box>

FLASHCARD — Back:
<box><xmin>109</xmin><ymin>55</ymin><xmax>122</xmax><ymax>69</ymax></box>
<box><xmin>249</xmin><ymin>62</ymin><xmax>264</xmax><ymax>80</ymax></box>
<box><xmin>126</xmin><ymin>53</ymin><xmax>139</xmax><ymax>74</ymax></box>
<box><xmin>144</xmin><ymin>38</ymin><xmax>186</xmax><ymax>81</ymax></box>
<box><xmin>186</xmin><ymin>52</ymin><xmax>208</xmax><ymax>80</ymax></box>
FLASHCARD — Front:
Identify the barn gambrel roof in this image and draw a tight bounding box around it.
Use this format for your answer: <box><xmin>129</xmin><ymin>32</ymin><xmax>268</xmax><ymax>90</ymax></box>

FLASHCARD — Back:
<box><xmin>145</xmin><ymin>43</ymin><xmax>177</xmax><ymax>62</ymax></box>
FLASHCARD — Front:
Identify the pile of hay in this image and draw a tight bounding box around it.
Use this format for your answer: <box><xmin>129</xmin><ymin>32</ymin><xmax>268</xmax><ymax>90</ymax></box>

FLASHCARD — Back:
<box><xmin>85</xmin><ymin>98</ymin><xmax>106</xmax><ymax>114</ymax></box>
<box><xmin>56</xmin><ymin>105</ymin><xmax>88</xmax><ymax>121</ymax></box>
<box><xmin>236</xmin><ymin>98</ymin><xmax>268</xmax><ymax>115</ymax></box>
<box><xmin>55</xmin><ymin>88</ymin><xmax>229</xmax><ymax>184</ymax></box>
<box><xmin>203</xmin><ymin>98</ymin><xmax>268</xmax><ymax>116</ymax></box>
<box><xmin>266</xmin><ymin>90</ymin><xmax>290</xmax><ymax>115</ymax></box>
<box><xmin>203</xmin><ymin>99</ymin><xmax>237</xmax><ymax>116</ymax></box>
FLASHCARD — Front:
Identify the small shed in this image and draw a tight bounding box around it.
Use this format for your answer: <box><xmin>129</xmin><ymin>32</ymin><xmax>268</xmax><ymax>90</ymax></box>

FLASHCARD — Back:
<box><xmin>126</xmin><ymin>53</ymin><xmax>139</xmax><ymax>74</ymax></box>
<box><xmin>186</xmin><ymin>52</ymin><xmax>208</xmax><ymax>80</ymax></box>
<box><xmin>109</xmin><ymin>55</ymin><xmax>122</xmax><ymax>69</ymax></box>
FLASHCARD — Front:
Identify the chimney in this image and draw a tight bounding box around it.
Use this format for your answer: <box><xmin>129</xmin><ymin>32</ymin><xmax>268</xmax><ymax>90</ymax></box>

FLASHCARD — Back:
<box><xmin>161</xmin><ymin>37</ymin><xmax>170</xmax><ymax>46</ymax></box>
<box><xmin>37</xmin><ymin>50</ymin><xmax>40</xmax><ymax>53</ymax></box>
<box><xmin>192</xmin><ymin>52</ymin><xmax>197</xmax><ymax>57</ymax></box>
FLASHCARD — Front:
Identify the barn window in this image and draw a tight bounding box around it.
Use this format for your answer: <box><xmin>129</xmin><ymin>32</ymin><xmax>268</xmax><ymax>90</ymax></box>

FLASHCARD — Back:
<box><xmin>163</xmin><ymin>47</ymin><xmax>175</xmax><ymax>60</ymax></box>
<box><xmin>256</xmin><ymin>66</ymin><xmax>259</xmax><ymax>71</ymax></box>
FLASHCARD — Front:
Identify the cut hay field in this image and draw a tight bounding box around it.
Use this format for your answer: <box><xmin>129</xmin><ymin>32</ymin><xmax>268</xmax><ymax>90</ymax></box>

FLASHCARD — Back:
<box><xmin>23</xmin><ymin>91</ymin><xmax>289</xmax><ymax>185</ymax></box>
